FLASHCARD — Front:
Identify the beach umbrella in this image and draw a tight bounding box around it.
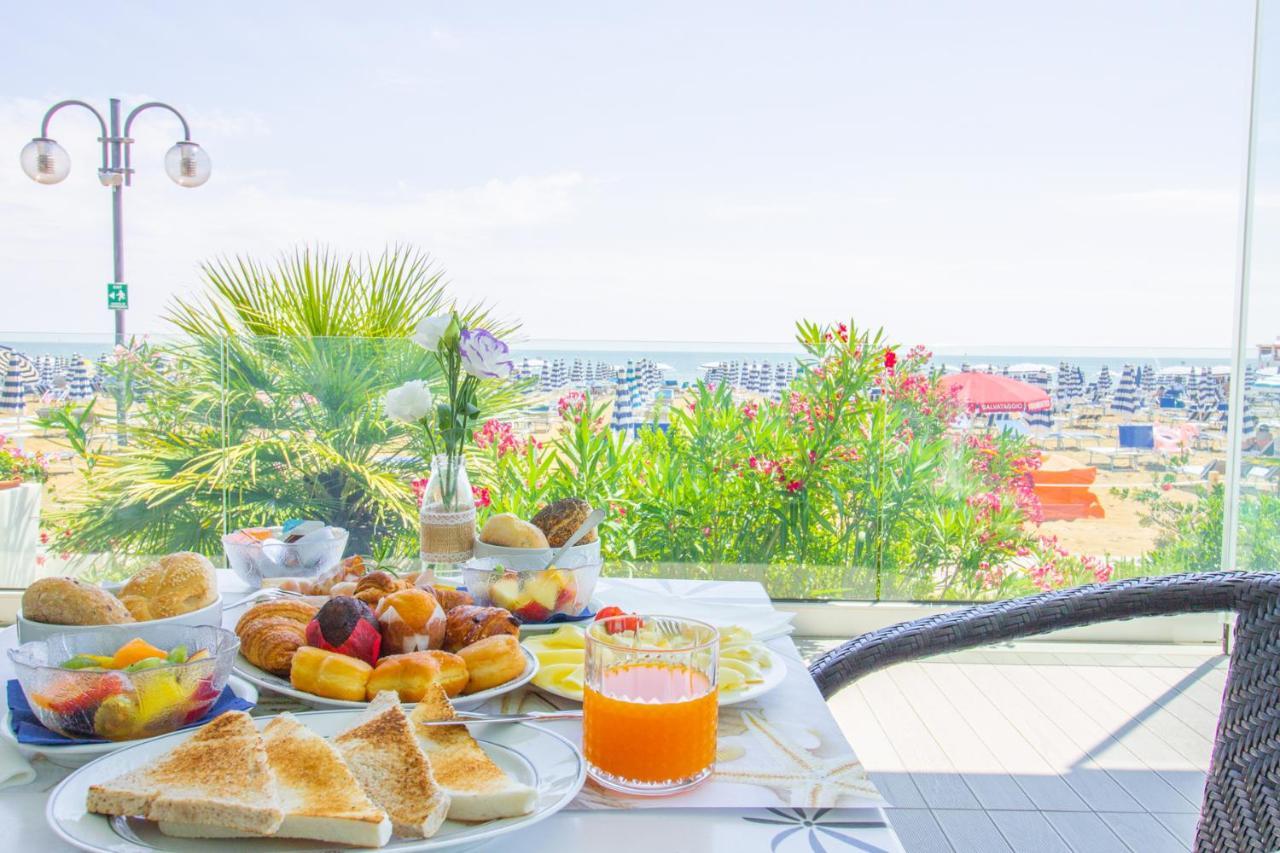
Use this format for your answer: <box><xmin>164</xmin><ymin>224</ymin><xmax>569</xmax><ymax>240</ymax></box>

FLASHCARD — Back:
<box><xmin>0</xmin><ymin>357</ymin><xmax>25</xmax><ymax>414</ymax></box>
<box><xmin>1024</xmin><ymin>404</ymin><xmax>1054</xmax><ymax>430</ymax></box>
<box><xmin>0</xmin><ymin>346</ymin><xmax>39</xmax><ymax>386</ymax></box>
<box><xmin>937</xmin><ymin>372</ymin><xmax>1052</xmax><ymax>414</ymax></box>
<box><xmin>67</xmin><ymin>354</ymin><xmax>92</xmax><ymax>401</ymax></box>
<box><xmin>1111</xmin><ymin>365</ymin><xmax>1140</xmax><ymax>414</ymax></box>
<box><xmin>1094</xmin><ymin>366</ymin><xmax>1112</xmax><ymax>402</ymax></box>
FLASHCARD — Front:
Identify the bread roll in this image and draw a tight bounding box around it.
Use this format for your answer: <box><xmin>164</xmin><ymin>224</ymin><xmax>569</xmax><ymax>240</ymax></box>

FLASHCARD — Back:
<box><xmin>21</xmin><ymin>577</ymin><xmax>134</xmax><ymax>626</ymax></box>
<box><xmin>234</xmin><ymin>599</ymin><xmax>317</xmax><ymax>676</ymax></box>
<box><xmin>530</xmin><ymin>498</ymin><xmax>596</xmax><ymax>547</ymax></box>
<box><xmin>118</xmin><ymin>552</ymin><xmax>217</xmax><ymax>621</ymax></box>
<box><xmin>375</xmin><ymin>588</ymin><xmax>446</xmax><ymax>654</ymax></box>
<box><xmin>366</xmin><ymin>651</ymin><xmax>467</xmax><ymax>701</ymax></box>
<box><xmin>457</xmin><ymin>635</ymin><xmax>526</xmax><ymax>694</ymax></box>
<box><xmin>444</xmin><ymin>605</ymin><xmax>520</xmax><ymax>652</ymax></box>
<box><xmin>478</xmin><ymin>514</ymin><xmax>549</xmax><ymax>549</ymax></box>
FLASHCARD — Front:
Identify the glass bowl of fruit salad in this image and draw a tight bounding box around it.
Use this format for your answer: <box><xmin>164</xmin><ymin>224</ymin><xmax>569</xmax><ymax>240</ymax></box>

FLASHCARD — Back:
<box><xmin>7</xmin><ymin>625</ymin><xmax>238</xmax><ymax>740</ymax></box>
<box><xmin>461</xmin><ymin>557</ymin><xmax>602</xmax><ymax>623</ymax></box>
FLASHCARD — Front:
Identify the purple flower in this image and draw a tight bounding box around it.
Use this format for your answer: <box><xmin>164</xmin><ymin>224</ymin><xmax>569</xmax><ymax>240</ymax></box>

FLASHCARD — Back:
<box><xmin>458</xmin><ymin>328</ymin><xmax>514</xmax><ymax>380</ymax></box>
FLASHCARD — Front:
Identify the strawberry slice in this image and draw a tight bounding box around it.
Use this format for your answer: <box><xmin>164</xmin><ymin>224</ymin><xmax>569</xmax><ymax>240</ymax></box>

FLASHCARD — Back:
<box><xmin>33</xmin><ymin>672</ymin><xmax>129</xmax><ymax>716</ymax></box>
<box><xmin>593</xmin><ymin>606</ymin><xmax>642</xmax><ymax>634</ymax></box>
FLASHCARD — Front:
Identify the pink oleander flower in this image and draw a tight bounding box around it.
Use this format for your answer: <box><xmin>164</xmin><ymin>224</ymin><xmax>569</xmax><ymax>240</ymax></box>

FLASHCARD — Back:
<box><xmin>472</xmin><ymin>485</ymin><xmax>492</xmax><ymax>508</ymax></box>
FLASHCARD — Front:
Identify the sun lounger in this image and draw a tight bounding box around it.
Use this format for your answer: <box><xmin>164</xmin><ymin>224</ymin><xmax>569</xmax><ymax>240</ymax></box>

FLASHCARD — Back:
<box><xmin>1042</xmin><ymin>429</ymin><xmax>1105</xmax><ymax>449</ymax></box>
<box><xmin>1085</xmin><ymin>446</ymin><xmax>1143</xmax><ymax>469</ymax></box>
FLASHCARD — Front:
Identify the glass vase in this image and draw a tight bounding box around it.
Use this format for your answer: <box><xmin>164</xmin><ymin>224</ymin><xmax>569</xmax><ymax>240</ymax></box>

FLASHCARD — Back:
<box><xmin>419</xmin><ymin>454</ymin><xmax>476</xmax><ymax>565</ymax></box>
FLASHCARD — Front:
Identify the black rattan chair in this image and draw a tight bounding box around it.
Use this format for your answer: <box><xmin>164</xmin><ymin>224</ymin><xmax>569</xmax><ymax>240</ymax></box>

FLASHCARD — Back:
<box><xmin>808</xmin><ymin>571</ymin><xmax>1280</xmax><ymax>853</ymax></box>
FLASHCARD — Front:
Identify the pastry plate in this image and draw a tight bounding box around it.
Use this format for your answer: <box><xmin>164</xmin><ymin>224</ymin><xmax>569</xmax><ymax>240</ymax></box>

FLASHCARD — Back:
<box><xmin>529</xmin><ymin>645</ymin><xmax>789</xmax><ymax>707</ymax></box>
<box><xmin>46</xmin><ymin>708</ymin><xmax>585</xmax><ymax>853</ymax></box>
<box><xmin>2</xmin><ymin>675</ymin><xmax>259</xmax><ymax>768</ymax></box>
<box><xmin>232</xmin><ymin>645</ymin><xmax>539</xmax><ymax>711</ymax></box>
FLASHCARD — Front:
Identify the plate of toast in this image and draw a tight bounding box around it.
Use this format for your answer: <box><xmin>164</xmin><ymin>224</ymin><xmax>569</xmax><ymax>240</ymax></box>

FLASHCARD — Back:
<box><xmin>47</xmin><ymin>686</ymin><xmax>585</xmax><ymax>852</ymax></box>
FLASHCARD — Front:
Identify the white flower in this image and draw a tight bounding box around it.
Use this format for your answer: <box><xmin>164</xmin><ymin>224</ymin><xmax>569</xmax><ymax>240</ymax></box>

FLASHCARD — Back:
<box><xmin>383</xmin><ymin>380</ymin><xmax>434</xmax><ymax>423</ymax></box>
<box><xmin>413</xmin><ymin>315</ymin><xmax>452</xmax><ymax>352</ymax></box>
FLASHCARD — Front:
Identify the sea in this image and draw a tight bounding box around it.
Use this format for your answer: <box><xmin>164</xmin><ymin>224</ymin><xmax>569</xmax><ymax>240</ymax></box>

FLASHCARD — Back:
<box><xmin>2</xmin><ymin>337</ymin><xmax>1233</xmax><ymax>384</ymax></box>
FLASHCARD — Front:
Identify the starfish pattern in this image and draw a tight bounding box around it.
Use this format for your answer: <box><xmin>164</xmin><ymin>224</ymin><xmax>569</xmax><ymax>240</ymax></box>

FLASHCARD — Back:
<box><xmin>742</xmin><ymin>808</ymin><xmax>891</xmax><ymax>853</ymax></box>
<box><xmin>715</xmin><ymin>711</ymin><xmax>880</xmax><ymax>808</ymax></box>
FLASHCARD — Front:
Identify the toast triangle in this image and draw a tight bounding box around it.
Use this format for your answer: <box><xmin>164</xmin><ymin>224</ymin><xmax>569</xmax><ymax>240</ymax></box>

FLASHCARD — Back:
<box><xmin>409</xmin><ymin>683</ymin><xmax>538</xmax><ymax>821</ymax></box>
<box><xmin>86</xmin><ymin>710</ymin><xmax>283</xmax><ymax>836</ymax></box>
<box><xmin>334</xmin><ymin>691</ymin><xmax>450</xmax><ymax>838</ymax></box>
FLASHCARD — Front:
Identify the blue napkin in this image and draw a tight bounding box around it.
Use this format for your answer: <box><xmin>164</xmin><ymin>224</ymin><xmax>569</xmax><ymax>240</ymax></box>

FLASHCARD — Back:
<box><xmin>6</xmin><ymin>679</ymin><xmax>253</xmax><ymax>746</ymax></box>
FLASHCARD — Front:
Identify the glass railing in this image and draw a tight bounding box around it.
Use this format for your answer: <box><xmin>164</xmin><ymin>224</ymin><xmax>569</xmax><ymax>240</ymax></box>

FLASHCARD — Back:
<box><xmin>3</xmin><ymin>329</ymin><xmax>1255</xmax><ymax>603</ymax></box>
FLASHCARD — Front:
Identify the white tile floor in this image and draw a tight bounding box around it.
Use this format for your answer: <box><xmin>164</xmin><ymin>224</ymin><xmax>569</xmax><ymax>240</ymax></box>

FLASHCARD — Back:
<box><xmin>799</xmin><ymin>640</ymin><xmax>1225</xmax><ymax>853</ymax></box>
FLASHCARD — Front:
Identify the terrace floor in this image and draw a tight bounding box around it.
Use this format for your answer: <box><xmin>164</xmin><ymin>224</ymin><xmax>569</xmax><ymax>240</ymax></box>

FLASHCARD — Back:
<box><xmin>797</xmin><ymin>639</ymin><xmax>1225</xmax><ymax>853</ymax></box>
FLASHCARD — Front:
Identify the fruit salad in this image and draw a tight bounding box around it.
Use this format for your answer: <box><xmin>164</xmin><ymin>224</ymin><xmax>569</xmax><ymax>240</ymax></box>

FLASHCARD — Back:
<box><xmin>24</xmin><ymin>636</ymin><xmax>224</xmax><ymax>741</ymax></box>
<box><xmin>521</xmin><ymin>620</ymin><xmax>774</xmax><ymax>701</ymax></box>
<box><xmin>482</xmin><ymin>566</ymin><xmax>582</xmax><ymax>622</ymax></box>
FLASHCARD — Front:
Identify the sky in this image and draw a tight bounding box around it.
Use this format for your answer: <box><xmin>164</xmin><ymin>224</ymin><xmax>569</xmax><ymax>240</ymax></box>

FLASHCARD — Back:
<box><xmin>0</xmin><ymin>1</ymin><xmax>1262</xmax><ymax>352</ymax></box>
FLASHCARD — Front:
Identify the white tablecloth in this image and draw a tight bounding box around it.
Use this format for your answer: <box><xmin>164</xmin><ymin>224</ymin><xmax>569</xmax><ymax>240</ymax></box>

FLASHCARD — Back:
<box><xmin>1</xmin><ymin>574</ymin><xmax>903</xmax><ymax>852</ymax></box>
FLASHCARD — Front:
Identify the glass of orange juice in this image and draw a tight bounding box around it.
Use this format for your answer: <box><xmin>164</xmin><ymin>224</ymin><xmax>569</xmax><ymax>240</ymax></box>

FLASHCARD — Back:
<box><xmin>582</xmin><ymin>614</ymin><xmax>719</xmax><ymax>795</ymax></box>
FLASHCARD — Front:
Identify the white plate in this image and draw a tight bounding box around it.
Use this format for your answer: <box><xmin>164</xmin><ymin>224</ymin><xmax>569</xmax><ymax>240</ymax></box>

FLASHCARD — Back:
<box><xmin>46</xmin><ymin>708</ymin><xmax>585</xmax><ymax>853</ymax></box>
<box><xmin>527</xmin><ymin>645</ymin><xmax>788</xmax><ymax>706</ymax></box>
<box><xmin>3</xmin><ymin>676</ymin><xmax>259</xmax><ymax>768</ymax></box>
<box><xmin>233</xmin><ymin>646</ymin><xmax>539</xmax><ymax>711</ymax></box>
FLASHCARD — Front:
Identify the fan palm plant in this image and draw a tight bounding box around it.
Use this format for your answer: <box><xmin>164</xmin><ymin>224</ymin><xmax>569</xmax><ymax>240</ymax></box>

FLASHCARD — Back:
<box><xmin>52</xmin><ymin>245</ymin><xmax>520</xmax><ymax>559</ymax></box>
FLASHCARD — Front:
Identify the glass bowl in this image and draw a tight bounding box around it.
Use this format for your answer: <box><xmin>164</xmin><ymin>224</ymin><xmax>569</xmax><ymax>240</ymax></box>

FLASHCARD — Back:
<box><xmin>462</xmin><ymin>556</ymin><xmax>602</xmax><ymax>623</ymax></box>
<box><xmin>7</xmin><ymin>625</ymin><xmax>239</xmax><ymax>741</ymax></box>
<box><xmin>222</xmin><ymin>526</ymin><xmax>348</xmax><ymax>587</ymax></box>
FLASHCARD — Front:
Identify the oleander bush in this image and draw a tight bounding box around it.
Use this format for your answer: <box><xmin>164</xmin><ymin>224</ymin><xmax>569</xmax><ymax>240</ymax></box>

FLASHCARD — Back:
<box><xmin>474</xmin><ymin>320</ymin><xmax>1099</xmax><ymax>599</ymax></box>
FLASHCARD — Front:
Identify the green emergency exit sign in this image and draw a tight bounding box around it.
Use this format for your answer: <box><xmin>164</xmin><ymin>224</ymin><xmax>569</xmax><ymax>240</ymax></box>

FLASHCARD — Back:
<box><xmin>107</xmin><ymin>282</ymin><xmax>128</xmax><ymax>310</ymax></box>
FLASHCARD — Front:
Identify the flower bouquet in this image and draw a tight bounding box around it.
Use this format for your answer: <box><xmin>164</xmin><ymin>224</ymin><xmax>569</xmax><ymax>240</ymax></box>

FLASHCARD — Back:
<box><xmin>384</xmin><ymin>314</ymin><xmax>514</xmax><ymax>564</ymax></box>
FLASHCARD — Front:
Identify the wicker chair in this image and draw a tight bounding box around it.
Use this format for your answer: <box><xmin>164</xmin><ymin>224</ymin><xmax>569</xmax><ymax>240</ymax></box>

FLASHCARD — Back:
<box><xmin>808</xmin><ymin>571</ymin><xmax>1280</xmax><ymax>853</ymax></box>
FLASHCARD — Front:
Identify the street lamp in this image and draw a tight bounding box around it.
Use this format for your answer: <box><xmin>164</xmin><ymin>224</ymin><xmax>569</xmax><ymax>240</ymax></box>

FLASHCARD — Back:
<box><xmin>19</xmin><ymin>98</ymin><xmax>211</xmax><ymax>345</ymax></box>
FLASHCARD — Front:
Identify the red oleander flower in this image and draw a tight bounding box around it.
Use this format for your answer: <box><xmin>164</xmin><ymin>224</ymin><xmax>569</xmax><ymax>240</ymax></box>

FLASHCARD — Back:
<box><xmin>786</xmin><ymin>480</ymin><xmax>803</xmax><ymax>493</ymax></box>
<box><xmin>884</xmin><ymin>349</ymin><xmax>897</xmax><ymax>370</ymax></box>
<box><xmin>472</xmin><ymin>485</ymin><xmax>492</xmax><ymax>508</ymax></box>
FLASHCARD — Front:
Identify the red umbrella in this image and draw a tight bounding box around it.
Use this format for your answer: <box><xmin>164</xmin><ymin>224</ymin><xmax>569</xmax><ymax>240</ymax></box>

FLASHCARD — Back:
<box><xmin>938</xmin><ymin>372</ymin><xmax>1052</xmax><ymax>413</ymax></box>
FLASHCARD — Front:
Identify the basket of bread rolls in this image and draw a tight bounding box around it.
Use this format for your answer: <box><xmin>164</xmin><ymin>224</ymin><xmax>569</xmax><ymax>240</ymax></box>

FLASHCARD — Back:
<box><xmin>17</xmin><ymin>552</ymin><xmax>222</xmax><ymax>643</ymax></box>
<box><xmin>233</xmin><ymin>567</ymin><xmax>533</xmax><ymax>706</ymax></box>
<box><xmin>464</xmin><ymin>498</ymin><xmax>603</xmax><ymax>623</ymax></box>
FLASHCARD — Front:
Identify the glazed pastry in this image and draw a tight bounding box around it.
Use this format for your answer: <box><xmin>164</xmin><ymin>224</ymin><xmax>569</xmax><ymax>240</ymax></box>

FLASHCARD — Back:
<box><xmin>352</xmin><ymin>570</ymin><xmax>406</xmax><ymax>607</ymax></box>
<box><xmin>478</xmin><ymin>514</ymin><xmax>549</xmax><ymax>549</ymax></box>
<box><xmin>21</xmin><ymin>577</ymin><xmax>134</xmax><ymax>626</ymax></box>
<box><xmin>457</xmin><ymin>635</ymin><xmax>526</xmax><ymax>694</ymax></box>
<box><xmin>530</xmin><ymin>498</ymin><xmax>596</xmax><ymax>548</ymax></box>
<box><xmin>235</xmin><ymin>599</ymin><xmax>317</xmax><ymax>676</ymax></box>
<box><xmin>420</xmin><ymin>650</ymin><xmax>469</xmax><ymax>697</ymax></box>
<box><xmin>305</xmin><ymin>596</ymin><xmax>382</xmax><ymax>665</ymax></box>
<box><xmin>290</xmin><ymin>646</ymin><xmax>372</xmax><ymax>701</ymax></box>
<box><xmin>422</xmin><ymin>584</ymin><xmax>473</xmax><ymax>612</ymax></box>
<box><xmin>365</xmin><ymin>651</ymin><xmax>466</xmax><ymax>701</ymax></box>
<box><xmin>443</xmin><ymin>605</ymin><xmax>520</xmax><ymax>653</ymax></box>
<box><xmin>117</xmin><ymin>552</ymin><xmax>218</xmax><ymax>621</ymax></box>
<box><xmin>375</xmin><ymin>588</ymin><xmax>446</xmax><ymax>654</ymax></box>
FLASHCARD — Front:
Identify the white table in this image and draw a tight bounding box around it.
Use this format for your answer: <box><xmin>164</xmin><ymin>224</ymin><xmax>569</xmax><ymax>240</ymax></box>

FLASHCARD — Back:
<box><xmin>2</xmin><ymin>574</ymin><xmax>903</xmax><ymax>853</ymax></box>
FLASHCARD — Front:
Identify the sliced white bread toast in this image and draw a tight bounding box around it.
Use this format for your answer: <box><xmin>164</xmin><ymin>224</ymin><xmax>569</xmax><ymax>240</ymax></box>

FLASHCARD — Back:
<box><xmin>159</xmin><ymin>713</ymin><xmax>392</xmax><ymax>848</ymax></box>
<box><xmin>85</xmin><ymin>710</ymin><xmax>283</xmax><ymax>836</ymax></box>
<box><xmin>409</xmin><ymin>683</ymin><xmax>538</xmax><ymax>821</ymax></box>
<box><xmin>334</xmin><ymin>691</ymin><xmax>450</xmax><ymax>838</ymax></box>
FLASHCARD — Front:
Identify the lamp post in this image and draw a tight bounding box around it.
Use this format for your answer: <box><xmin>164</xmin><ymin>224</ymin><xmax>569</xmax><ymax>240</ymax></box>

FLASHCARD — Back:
<box><xmin>19</xmin><ymin>98</ymin><xmax>211</xmax><ymax>346</ymax></box>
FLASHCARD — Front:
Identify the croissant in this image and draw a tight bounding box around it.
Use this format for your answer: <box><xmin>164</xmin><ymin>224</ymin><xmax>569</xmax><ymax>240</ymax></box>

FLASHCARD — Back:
<box><xmin>235</xmin><ymin>599</ymin><xmax>318</xmax><ymax>677</ymax></box>
<box><xmin>443</xmin><ymin>605</ymin><xmax>520</xmax><ymax>653</ymax></box>
<box><xmin>352</xmin><ymin>570</ymin><xmax>406</xmax><ymax>607</ymax></box>
<box><xmin>424</xmin><ymin>584</ymin><xmax>474</xmax><ymax>612</ymax></box>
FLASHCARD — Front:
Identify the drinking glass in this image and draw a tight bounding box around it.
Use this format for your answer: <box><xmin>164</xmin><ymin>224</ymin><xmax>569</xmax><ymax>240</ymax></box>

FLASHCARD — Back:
<box><xmin>582</xmin><ymin>615</ymin><xmax>719</xmax><ymax>795</ymax></box>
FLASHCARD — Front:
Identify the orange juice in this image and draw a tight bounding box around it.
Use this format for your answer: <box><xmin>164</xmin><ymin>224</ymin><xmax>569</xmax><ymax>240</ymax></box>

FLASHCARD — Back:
<box><xmin>583</xmin><ymin>662</ymin><xmax>718</xmax><ymax>786</ymax></box>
